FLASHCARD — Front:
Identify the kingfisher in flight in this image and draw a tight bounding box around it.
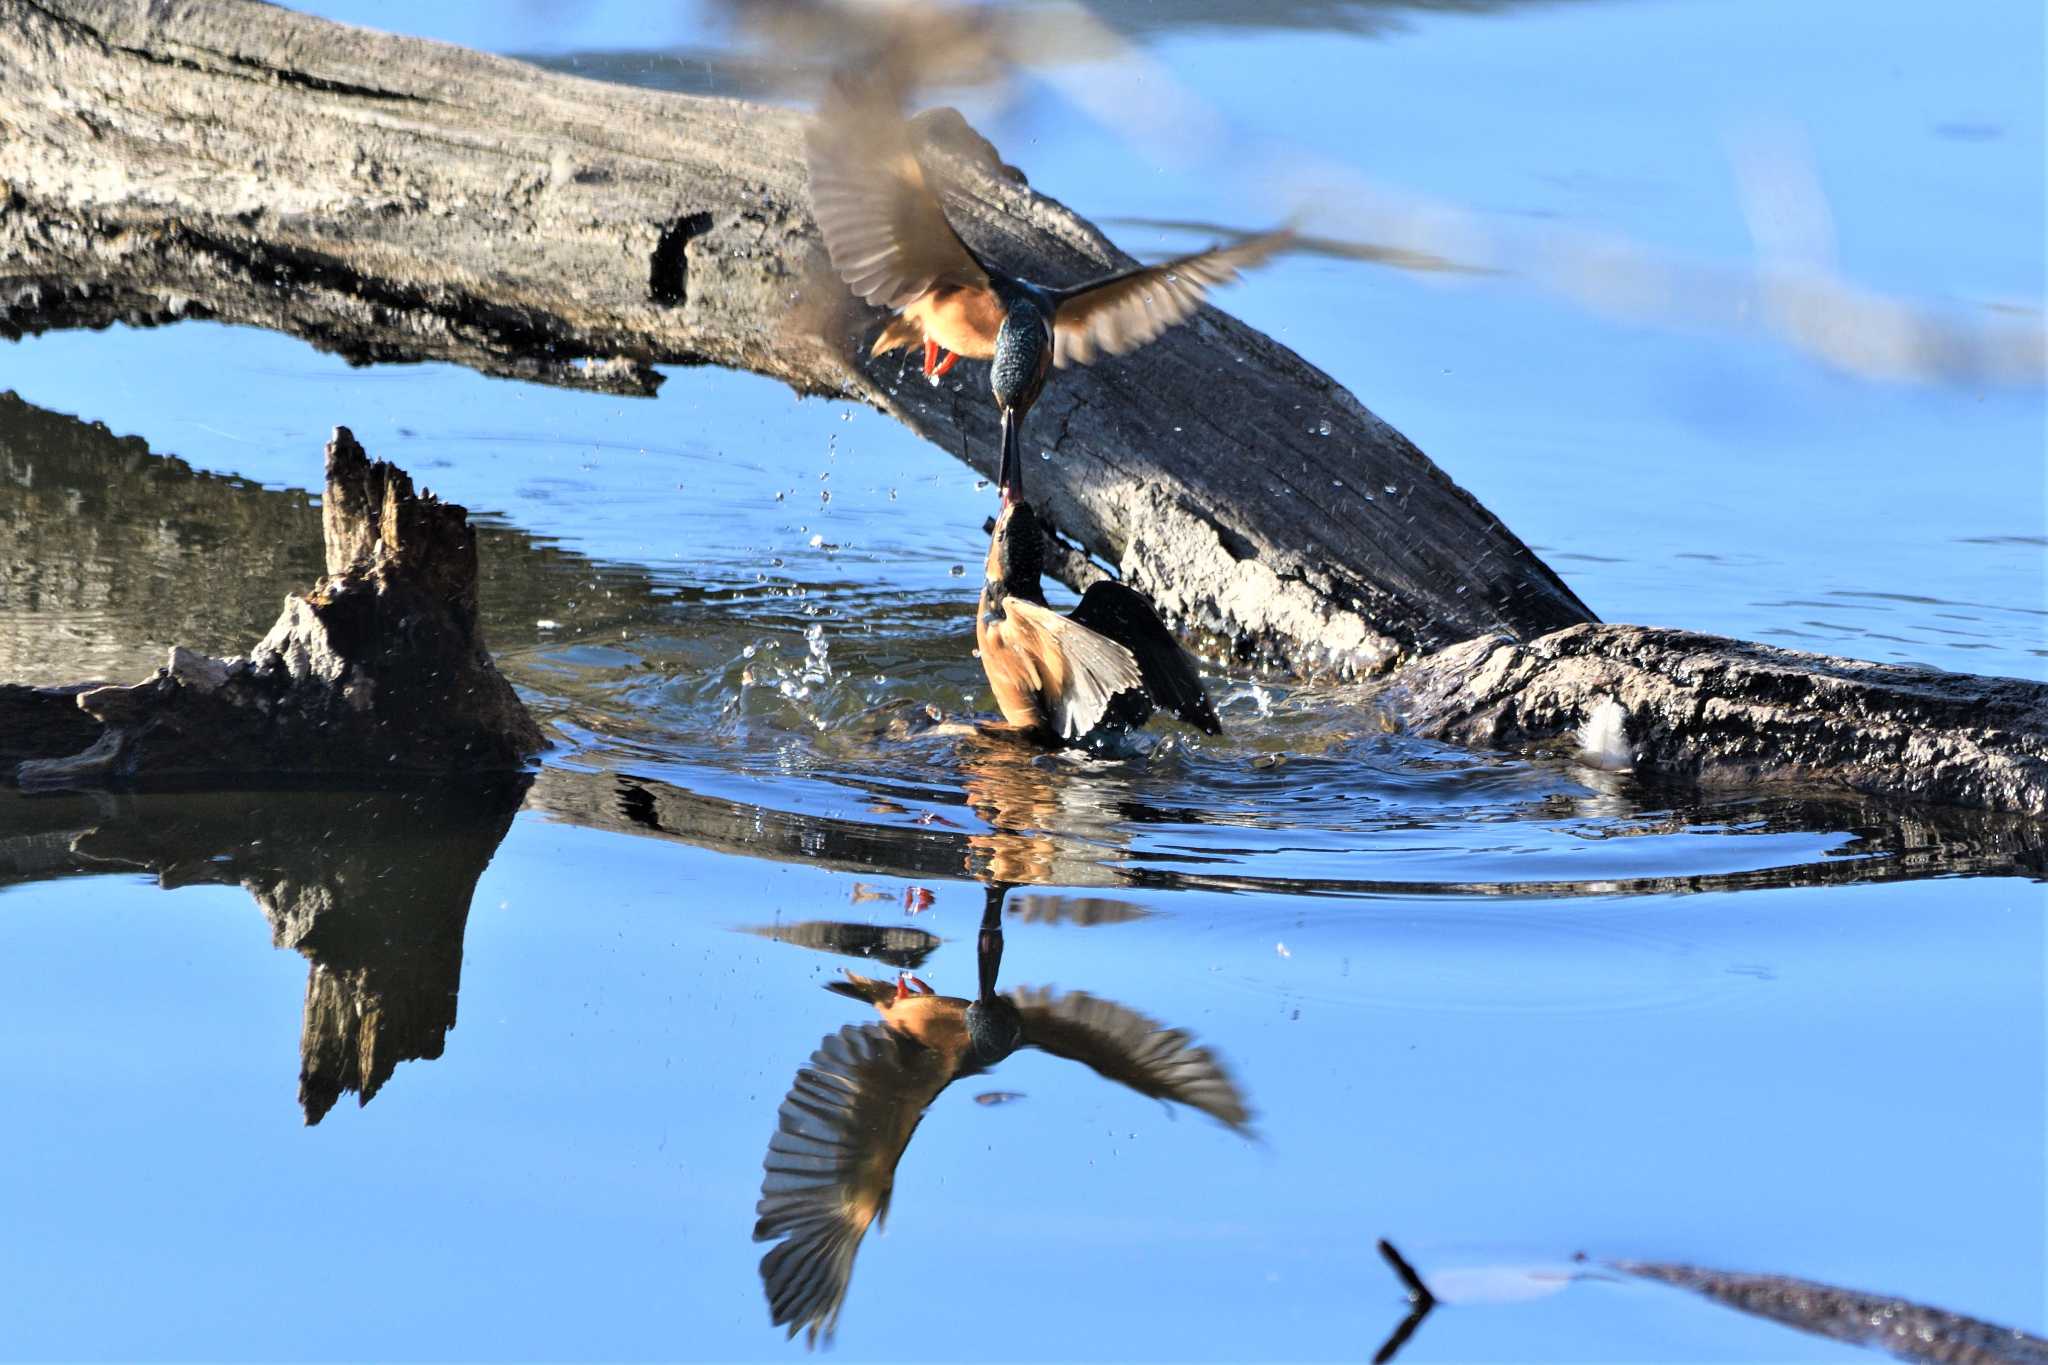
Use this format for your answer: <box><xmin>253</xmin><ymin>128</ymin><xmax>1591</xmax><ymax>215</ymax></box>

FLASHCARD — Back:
<box><xmin>805</xmin><ymin>71</ymin><xmax>1292</xmax><ymax>500</ymax></box>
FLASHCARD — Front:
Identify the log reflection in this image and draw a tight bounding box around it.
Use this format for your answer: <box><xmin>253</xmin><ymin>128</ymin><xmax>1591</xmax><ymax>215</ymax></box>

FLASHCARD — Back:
<box><xmin>0</xmin><ymin>781</ymin><xmax>526</xmax><ymax>1123</ymax></box>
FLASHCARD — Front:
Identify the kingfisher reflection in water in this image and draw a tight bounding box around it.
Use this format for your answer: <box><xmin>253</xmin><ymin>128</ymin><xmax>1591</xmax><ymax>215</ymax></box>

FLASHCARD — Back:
<box><xmin>751</xmin><ymin>882</ymin><xmax>1255</xmax><ymax>1346</ymax></box>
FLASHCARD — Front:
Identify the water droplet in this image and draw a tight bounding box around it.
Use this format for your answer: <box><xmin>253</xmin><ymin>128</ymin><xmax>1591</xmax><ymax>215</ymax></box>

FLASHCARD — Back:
<box><xmin>973</xmin><ymin>479</ymin><xmax>989</xmax><ymax>491</ymax></box>
<box><xmin>742</xmin><ymin>644</ymin><xmax>757</xmax><ymax>659</ymax></box>
<box><xmin>819</xmin><ymin>489</ymin><xmax>831</xmax><ymax>503</ymax></box>
<box><xmin>1315</xmin><ymin>419</ymin><xmax>1332</xmax><ymax>436</ymax></box>
<box><xmin>949</xmin><ymin>564</ymin><xmax>966</xmax><ymax>577</ymax></box>
<box><xmin>1384</xmin><ymin>484</ymin><xmax>1398</xmax><ymax>496</ymax></box>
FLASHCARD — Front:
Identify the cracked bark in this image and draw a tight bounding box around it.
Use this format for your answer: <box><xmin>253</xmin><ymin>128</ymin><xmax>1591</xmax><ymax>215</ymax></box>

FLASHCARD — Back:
<box><xmin>0</xmin><ymin>0</ymin><xmax>1593</xmax><ymax>673</ymax></box>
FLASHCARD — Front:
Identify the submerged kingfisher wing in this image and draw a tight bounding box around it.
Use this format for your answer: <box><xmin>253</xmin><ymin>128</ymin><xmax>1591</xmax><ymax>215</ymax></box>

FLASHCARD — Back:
<box><xmin>999</xmin><ymin>597</ymin><xmax>1144</xmax><ymax>741</ymax></box>
<box><xmin>805</xmin><ymin>72</ymin><xmax>992</xmax><ymax>309</ymax></box>
<box><xmin>1009</xmin><ymin>986</ymin><xmax>1255</xmax><ymax>1131</ymax></box>
<box><xmin>1067</xmin><ymin>581</ymin><xmax>1223</xmax><ymax>735</ymax></box>
<box><xmin>1050</xmin><ymin>228</ymin><xmax>1293</xmax><ymax>368</ymax></box>
<box><xmin>755</xmin><ymin>1022</ymin><xmax>955</xmax><ymax>1346</ymax></box>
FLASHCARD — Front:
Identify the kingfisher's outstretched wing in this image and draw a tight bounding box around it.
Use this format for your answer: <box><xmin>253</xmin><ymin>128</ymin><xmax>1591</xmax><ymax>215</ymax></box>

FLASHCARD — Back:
<box><xmin>1051</xmin><ymin>230</ymin><xmax>1293</xmax><ymax>368</ymax></box>
<box><xmin>806</xmin><ymin>72</ymin><xmax>991</xmax><ymax>309</ymax></box>
<box><xmin>1067</xmin><ymin>581</ymin><xmax>1222</xmax><ymax>736</ymax></box>
<box><xmin>1010</xmin><ymin>986</ymin><xmax>1254</xmax><ymax>1130</ymax></box>
<box><xmin>755</xmin><ymin>1022</ymin><xmax>954</xmax><ymax>1345</ymax></box>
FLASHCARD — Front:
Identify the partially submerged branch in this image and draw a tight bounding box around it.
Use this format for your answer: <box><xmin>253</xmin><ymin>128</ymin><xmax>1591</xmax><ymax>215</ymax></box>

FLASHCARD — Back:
<box><xmin>1385</xmin><ymin>625</ymin><xmax>2048</xmax><ymax>817</ymax></box>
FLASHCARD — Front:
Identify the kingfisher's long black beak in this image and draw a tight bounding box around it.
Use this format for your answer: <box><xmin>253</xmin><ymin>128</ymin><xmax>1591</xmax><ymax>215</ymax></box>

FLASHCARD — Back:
<box><xmin>998</xmin><ymin>407</ymin><xmax>1021</xmax><ymax>507</ymax></box>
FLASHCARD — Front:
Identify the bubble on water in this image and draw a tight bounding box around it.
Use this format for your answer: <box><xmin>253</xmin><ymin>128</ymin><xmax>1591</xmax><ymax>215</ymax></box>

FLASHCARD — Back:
<box><xmin>1384</xmin><ymin>484</ymin><xmax>1398</xmax><ymax>496</ymax></box>
<box><xmin>949</xmin><ymin>564</ymin><xmax>966</xmax><ymax>577</ymax></box>
<box><xmin>1040</xmin><ymin>451</ymin><xmax>1051</xmax><ymax>461</ymax></box>
<box><xmin>1315</xmin><ymin>419</ymin><xmax>1332</xmax><ymax>436</ymax></box>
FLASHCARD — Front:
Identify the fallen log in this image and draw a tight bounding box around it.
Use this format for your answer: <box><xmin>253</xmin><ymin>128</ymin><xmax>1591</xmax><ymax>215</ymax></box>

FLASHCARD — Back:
<box><xmin>1385</xmin><ymin>625</ymin><xmax>2048</xmax><ymax>817</ymax></box>
<box><xmin>13</xmin><ymin>427</ymin><xmax>543</xmax><ymax>787</ymax></box>
<box><xmin>0</xmin><ymin>0</ymin><xmax>1595</xmax><ymax>672</ymax></box>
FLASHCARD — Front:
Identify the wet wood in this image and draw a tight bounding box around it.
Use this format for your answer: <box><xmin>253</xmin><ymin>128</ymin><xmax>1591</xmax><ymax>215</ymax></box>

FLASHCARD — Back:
<box><xmin>13</xmin><ymin>427</ymin><xmax>543</xmax><ymax>788</ymax></box>
<box><xmin>1385</xmin><ymin>625</ymin><xmax>2048</xmax><ymax>817</ymax></box>
<box><xmin>0</xmin><ymin>0</ymin><xmax>1595</xmax><ymax>672</ymax></box>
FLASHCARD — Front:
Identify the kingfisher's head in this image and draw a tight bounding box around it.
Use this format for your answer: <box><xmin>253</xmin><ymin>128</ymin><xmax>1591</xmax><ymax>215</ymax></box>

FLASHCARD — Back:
<box><xmin>985</xmin><ymin>497</ymin><xmax>1044</xmax><ymax>592</ymax></box>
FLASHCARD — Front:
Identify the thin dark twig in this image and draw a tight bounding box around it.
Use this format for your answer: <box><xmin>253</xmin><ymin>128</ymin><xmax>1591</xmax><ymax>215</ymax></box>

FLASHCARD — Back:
<box><xmin>1378</xmin><ymin>1239</ymin><xmax>1435</xmax><ymax>1307</ymax></box>
<box><xmin>1372</xmin><ymin>1305</ymin><xmax>1431</xmax><ymax>1365</ymax></box>
<box><xmin>1371</xmin><ymin>1239</ymin><xmax>1438</xmax><ymax>1365</ymax></box>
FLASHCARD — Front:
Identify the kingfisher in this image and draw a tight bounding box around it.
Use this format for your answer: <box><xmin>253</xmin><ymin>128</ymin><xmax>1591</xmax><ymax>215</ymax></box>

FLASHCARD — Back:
<box><xmin>976</xmin><ymin>487</ymin><xmax>1223</xmax><ymax>747</ymax></box>
<box><xmin>753</xmin><ymin>887</ymin><xmax>1253</xmax><ymax>1346</ymax></box>
<box><xmin>805</xmin><ymin>71</ymin><xmax>1291</xmax><ymax>491</ymax></box>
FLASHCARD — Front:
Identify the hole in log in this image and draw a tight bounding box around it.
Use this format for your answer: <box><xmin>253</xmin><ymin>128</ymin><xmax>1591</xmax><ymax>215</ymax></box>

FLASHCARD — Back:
<box><xmin>649</xmin><ymin>212</ymin><xmax>713</xmax><ymax>306</ymax></box>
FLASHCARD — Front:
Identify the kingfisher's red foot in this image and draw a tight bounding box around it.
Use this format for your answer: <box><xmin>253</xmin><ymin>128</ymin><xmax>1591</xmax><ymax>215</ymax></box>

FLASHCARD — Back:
<box><xmin>931</xmin><ymin>350</ymin><xmax>960</xmax><ymax>378</ymax></box>
<box><xmin>904</xmin><ymin>974</ymin><xmax>933</xmax><ymax>995</ymax></box>
<box><xmin>894</xmin><ymin>974</ymin><xmax>915</xmax><ymax>1002</ymax></box>
<box><xmin>921</xmin><ymin>339</ymin><xmax>939</xmax><ymax>376</ymax></box>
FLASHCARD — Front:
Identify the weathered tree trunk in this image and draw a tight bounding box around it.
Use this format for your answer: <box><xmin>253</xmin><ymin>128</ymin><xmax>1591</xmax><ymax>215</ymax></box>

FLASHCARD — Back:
<box><xmin>14</xmin><ymin>427</ymin><xmax>543</xmax><ymax>787</ymax></box>
<box><xmin>1385</xmin><ymin>625</ymin><xmax>2048</xmax><ymax>817</ymax></box>
<box><xmin>0</xmin><ymin>0</ymin><xmax>1595</xmax><ymax>671</ymax></box>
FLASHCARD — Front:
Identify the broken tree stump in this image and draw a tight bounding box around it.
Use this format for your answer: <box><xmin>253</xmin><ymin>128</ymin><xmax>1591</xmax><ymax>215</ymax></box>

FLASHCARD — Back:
<box><xmin>1385</xmin><ymin>625</ymin><xmax>2048</xmax><ymax>816</ymax></box>
<box><xmin>0</xmin><ymin>0</ymin><xmax>1594</xmax><ymax>672</ymax></box>
<box><xmin>15</xmin><ymin>428</ymin><xmax>543</xmax><ymax>788</ymax></box>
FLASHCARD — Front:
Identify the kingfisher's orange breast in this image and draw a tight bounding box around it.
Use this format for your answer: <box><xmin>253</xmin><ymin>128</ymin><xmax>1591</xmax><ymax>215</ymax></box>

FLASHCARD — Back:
<box><xmin>906</xmin><ymin>287</ymin><xmax>1002</xmax><ymax>360</ymax></box>
<box><xmin>977</xmin><ymin>590</ymin><xmax>1049</xmax><ymax>731</ymax></box>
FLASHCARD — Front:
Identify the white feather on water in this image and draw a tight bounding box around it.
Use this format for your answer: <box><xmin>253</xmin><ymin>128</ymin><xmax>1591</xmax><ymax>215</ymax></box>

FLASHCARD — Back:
<box><xmin>1576</xmin><ymin>696</ymin><xmax>1634</xmax><ymax>772</ymax></box>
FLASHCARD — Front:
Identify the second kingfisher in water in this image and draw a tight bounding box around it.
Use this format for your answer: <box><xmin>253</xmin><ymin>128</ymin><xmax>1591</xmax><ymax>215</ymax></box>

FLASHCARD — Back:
<box><xmin>977</xmin><ymin>479</ymin><xmax>1224</xmax><ymax>747</ymax></box>
<box><xmin>806</xmin><ymin>71</ymin><xmax>1291</xmax><ymax>488</ymax></box>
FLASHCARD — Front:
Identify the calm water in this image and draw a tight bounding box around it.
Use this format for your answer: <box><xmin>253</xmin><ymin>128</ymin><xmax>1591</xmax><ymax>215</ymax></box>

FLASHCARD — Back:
<box><xmin>1</xmin><ymin>0</ymin><xmax>2043</xmax><ymax>1360</ymax></box>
